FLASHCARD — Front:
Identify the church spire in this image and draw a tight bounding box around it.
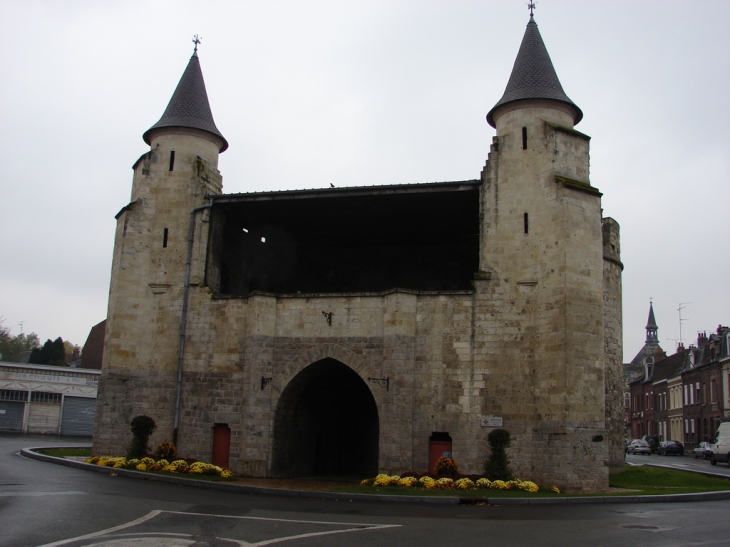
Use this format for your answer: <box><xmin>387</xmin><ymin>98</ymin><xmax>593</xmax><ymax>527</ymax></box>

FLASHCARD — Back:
<box><xmin>487</xmin><ymin>14</ymin><xmax>582</xmax><ymax>128</ymax></box>
<box><xmin>143</xmin><ymin>43</ymin><xmax>228</xmax><ymax>152</ymax></box>
<box><xmin>645</xmin><ymin>302</ymin><xmax>659</xmax><ymax>343</ymax></box>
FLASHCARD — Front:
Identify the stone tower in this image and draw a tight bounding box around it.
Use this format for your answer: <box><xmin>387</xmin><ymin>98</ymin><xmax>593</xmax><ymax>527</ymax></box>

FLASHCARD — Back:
<box><xmin>93</xmin><ymin>48</ymin><xmax>227</xmax><ymax>451</ymax></box>
<box><xmin>477</xmin><ymin>14</ymin><xmax>617</xmax><ymax>490</ymax></box>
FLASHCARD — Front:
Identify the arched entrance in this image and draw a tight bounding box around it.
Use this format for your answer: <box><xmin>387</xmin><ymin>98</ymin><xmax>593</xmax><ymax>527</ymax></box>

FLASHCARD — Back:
<box><xmin>272</xmin><ymin>358</ymin><xmax>379</xmax><ymax>477</ymax></box>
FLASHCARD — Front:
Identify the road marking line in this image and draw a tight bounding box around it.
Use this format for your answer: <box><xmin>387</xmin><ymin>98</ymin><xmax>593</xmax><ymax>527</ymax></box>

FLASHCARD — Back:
<box><xmin>164</xmin><ymin>510</ymin><xmax>400</xmax><ymax>528</ymax></box>
<box><xmin>35</xmin><ymin>510</ymin><xmax>163</xmax><ymax>547</ymax></box>
<box><xmin>34</xmin><ymin>509</ymin><xmax>401</xmax><ymax>547</ymax></box>
<box><xmin>0</xmin><ymin>490</ymin><xmax>86</xmax><ymax>497</ymax></box>
<box><xmin>250</xmin><ymin>524</ymin><xmax>400</xmax><ymax>546</ymax></box>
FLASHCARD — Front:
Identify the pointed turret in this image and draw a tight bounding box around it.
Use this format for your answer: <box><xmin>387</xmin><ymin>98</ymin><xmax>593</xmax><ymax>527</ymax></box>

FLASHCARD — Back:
<box><xmin>645</xmin><ymin>302</ymin><xmax>658</xmax><ymax>343</ymax></box>
<box><xmin>143</xmin><ymin>50</ymin><xmax>228</xmax><ymax>152</ymax></box>
<box><xmin>487</xmin><ymin>16</ymin><xmax>582</xmax><ymax>128</ymax></box>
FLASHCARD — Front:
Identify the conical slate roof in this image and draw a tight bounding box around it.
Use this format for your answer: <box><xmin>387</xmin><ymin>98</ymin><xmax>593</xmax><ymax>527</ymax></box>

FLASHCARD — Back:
<box><xmin>646</xmin><ymin>303</ymin><xmax>658</xmax><ymax>330</ymax></box>
<box><xmin>487</xmin><ymin>16</ymin><xmax>582</xmax><ymax>128</ymax></box>
<box><xmin>143</xmin><ymin>52</ymin><xmax>228</xmax><ymax>152</ymax></box>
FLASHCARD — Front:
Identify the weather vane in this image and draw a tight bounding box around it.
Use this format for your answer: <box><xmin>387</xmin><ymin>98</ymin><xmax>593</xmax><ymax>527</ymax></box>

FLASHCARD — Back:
<box><xmin>527</xmin><ymin>1</ymin><xmax>537</xmax><ymax>17</ymax></box>
<box><xmin>192</xmin><ymin>34</ymin><xmax>202</xmax><ymax>53</ymax></box>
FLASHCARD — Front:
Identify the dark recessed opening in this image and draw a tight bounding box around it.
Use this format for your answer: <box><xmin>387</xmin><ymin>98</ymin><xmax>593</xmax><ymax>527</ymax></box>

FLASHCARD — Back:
<box><xmin>206</xmin><ymin>182</ymin><xmax>481</xmax><ymax>295</ymax></box>
<box><xmin>162</xmin><ymin>228</ymin><xmax>169</xmax><ymax>248</ymax></box>
<box><xmin>272</xmin><ymin>358</ymin><xmax>379</xmax><ymax>477</ymax></box>
<box><xmin>169</xmin><ymin>151</ymin><xmax>175</xmax><ymax>171</ymax></box>
<box><xmin>524</xmin><ymin>213</ymin><xmax>529</xmax><ymax>234</ymax></box>
<box><xmin>522</xmin><ymin>127</ymin><xmax>527</xmax><ymax>150</ymax></box>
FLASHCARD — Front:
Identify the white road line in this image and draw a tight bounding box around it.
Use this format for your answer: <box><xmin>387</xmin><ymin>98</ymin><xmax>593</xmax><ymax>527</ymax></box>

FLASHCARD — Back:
<box><xmin>34</xmin><ymin>510</ymin><xmax>401</xmax><ymax>547</ymax></box>
<box><xmin>35</xmin><ymin>510</ymin><xmax>163</xmax><ymax>547</ymax></box>
<box><xmin>0</xmin><ymin>491</ymin><xmax>86</xmax><ymax>497</ymax></box>
<box><xmin>249</xmin><ymin>524</ymin><xmax>400</xmax><ymax>547</ymax></box>
<box><xmin>164</xmin><ymin>510</ymin><xmax>398</xmax><ymax>528</ymax></box>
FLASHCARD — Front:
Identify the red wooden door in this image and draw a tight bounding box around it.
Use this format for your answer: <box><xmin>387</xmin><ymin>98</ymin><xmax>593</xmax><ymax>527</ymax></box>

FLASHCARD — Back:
<box><xmin>212</xmin><ymin>424</ymin><xmax>231</xmax><ymax>469</ymax></box>
<box><xmin>429</xmin><ymin>440</ymin><xmax>453</xmax><ymax>474</ymax></box>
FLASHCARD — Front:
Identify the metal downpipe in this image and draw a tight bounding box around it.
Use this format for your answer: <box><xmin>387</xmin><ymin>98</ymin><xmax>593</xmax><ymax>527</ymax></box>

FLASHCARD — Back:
<box><xmin>173</xmin><ymin>198</ymin><xmax>213</xmax><ymax>445</ymax></box>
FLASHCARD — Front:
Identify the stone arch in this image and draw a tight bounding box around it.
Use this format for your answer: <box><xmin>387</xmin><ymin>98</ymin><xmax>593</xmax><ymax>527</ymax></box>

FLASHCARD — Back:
<box><xmin>271</xmin><ymin>343</ymin><xmax>382</xmax><ymax>407</ymax></box>
<box><xmin>270</xmin><ymin>357</ymin><xmax>380</xmax><ymax>477</ymax></box>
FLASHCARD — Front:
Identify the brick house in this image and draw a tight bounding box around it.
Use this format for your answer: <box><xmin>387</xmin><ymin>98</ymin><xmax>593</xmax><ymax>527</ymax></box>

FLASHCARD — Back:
<box><xmin>681</xmin><ymin>327</ymin><xmax>729</xmax><ymax>449</ymax></box>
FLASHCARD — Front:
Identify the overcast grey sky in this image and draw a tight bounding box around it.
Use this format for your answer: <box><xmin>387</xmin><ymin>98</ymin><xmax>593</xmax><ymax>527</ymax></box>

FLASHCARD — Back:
<box><xmin>1</xmin><ymin>0</ymin><xmax>728</xmax><ymax>359</ymax></box>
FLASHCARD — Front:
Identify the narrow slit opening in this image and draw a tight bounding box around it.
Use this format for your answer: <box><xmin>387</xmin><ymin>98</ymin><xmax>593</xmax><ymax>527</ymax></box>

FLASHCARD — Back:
<box><xmin>521</xmin><ymin>127</ymin><xmax>527</xmax><ymax>150</ymax></box>
<box><xmin>169</xmin><ymin>151</ymin><xmax>175</xmax><ymax>171</ymax></box>
<box><xmin>163</xmin><ymin>228</ymin><xmax>169</xmax><ymax>248</ymax></box>
<box><xmin>524</xmin><ymin>213</ymin><xmax>529</xmax><ymax>234</ymax></box>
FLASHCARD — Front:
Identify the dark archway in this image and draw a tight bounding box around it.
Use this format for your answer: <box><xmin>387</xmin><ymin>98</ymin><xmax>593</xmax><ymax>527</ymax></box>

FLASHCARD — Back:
<box><xmin>272</xmin><ymin>358</ymin><xmax>379</xmax><ymax>477</ymax></box>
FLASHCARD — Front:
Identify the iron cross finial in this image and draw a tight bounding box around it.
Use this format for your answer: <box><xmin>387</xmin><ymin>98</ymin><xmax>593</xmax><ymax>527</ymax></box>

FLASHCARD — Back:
<box><xmin>192</xmin><ymin>34</ymin><xmax>202</xmax><ymax>53</ymax></box>
<box><xmin>527</xmin><ymin>1</ymin><xmax>537</xmax><ymax>17</ymax></box>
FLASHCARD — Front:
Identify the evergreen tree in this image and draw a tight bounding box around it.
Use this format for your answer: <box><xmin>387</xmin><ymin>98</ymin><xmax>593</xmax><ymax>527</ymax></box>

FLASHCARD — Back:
<box><xmin>28</xmin><ymin>337</ymin><xmax>70</xmax><ymax>366</ymax></box>
<box><xmin>29</xmin><ymin>339</ymin><xmax>53</xmax><ymax>364</ymax></box>
<box><xmin>48</xmin><ymin>337</ymin><xmax>66</xmax><ymax>366</ymax></box>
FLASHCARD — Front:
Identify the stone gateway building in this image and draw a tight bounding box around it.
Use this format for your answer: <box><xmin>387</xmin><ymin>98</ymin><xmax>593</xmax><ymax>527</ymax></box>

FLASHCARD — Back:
<box><xmin>94</xmin><ymin>15</ymin><xmax>624</xmax><ymax>492</ymax></box>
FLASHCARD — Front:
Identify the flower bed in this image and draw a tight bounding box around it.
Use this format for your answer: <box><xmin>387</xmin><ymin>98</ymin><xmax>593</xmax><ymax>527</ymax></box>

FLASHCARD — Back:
<box><xmin>360</xmin><ymin>473</ymin><xmax>558</xmax><ymax>494</ymax></box>
<box><xmin>84</xmin><ymin>455</ymin><xmax>234</xmax><ymax>479</ymax></box>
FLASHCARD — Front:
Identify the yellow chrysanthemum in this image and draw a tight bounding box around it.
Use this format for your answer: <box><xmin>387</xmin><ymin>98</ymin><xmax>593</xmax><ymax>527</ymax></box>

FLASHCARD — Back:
<box><xmin>398</xmin><ymin>477</ymin><xmax>418</xmax><ymax>487</ymax></box>
<box><xmin>455</xmin><ymin>478</ymin><xmax>475</xmax><ymax>490</ymax></box>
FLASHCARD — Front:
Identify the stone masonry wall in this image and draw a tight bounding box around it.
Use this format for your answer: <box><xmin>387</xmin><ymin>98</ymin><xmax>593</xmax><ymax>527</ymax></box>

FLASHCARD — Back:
<box><xmin>603</xmin><ymin>218</ymin><xmax>624</xmax><ymax>473</ymax></box>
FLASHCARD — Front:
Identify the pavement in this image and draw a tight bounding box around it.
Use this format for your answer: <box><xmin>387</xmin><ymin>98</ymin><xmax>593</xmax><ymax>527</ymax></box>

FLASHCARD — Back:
<box><xmin>22</xmin><ymin>445</ymin><xmax>730</xmax><ymax>506</ymax></box>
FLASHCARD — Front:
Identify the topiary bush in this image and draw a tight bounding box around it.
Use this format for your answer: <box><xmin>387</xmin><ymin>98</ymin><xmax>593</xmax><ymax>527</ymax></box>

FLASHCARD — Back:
<box><xmin>127</xmin><ymin>415</ymin><xmax>157</xmax><ymax>459</ymax></box>
<box><xmin>484</xmin><ymin>428</ymin><xmax>513</xmax><ymax>481</ymax></box>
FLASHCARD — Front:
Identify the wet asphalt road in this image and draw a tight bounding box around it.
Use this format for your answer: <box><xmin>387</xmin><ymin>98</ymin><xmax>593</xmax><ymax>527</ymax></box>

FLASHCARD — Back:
<box><xmin>2</xmin><ymin>434</ymin><xmax>730</xmax><ymax>547</ymax></box>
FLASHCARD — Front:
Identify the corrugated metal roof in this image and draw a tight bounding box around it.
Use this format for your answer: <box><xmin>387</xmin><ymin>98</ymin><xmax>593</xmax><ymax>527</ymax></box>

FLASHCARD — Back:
<box><xmin>212</xmin><ymin>179</ymin><xmax>481</xmax><ymax>203</ymax></box>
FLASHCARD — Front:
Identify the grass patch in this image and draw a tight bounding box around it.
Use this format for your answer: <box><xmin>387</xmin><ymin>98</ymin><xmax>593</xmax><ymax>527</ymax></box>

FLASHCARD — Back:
<box><xmin>36</xmin><ymin>448</ymin><xmax>92</xmax><ymax>458</ymax></box>
<box><xmin>607</xmin><ymin>465</ymin><xmax>730</xmax><ymax>496</ymax></box>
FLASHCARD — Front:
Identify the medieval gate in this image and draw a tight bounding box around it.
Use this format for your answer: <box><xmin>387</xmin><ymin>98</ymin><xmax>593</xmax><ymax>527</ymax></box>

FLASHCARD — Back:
<box><xmin>271</xmin><ymin>358</ymin><xmax>379</xmax><ymax>476</ymax></box>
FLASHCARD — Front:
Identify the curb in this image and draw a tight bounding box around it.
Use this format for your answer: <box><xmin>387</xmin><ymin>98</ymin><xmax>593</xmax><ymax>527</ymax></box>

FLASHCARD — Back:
<box><xmin>21</xmin><ymin>447</ymin><xmax>730</xmax><ymax>506</ymax></box>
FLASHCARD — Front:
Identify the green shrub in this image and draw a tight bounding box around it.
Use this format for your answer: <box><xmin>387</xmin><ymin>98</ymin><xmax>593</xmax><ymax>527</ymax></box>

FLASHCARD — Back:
<box><xmin>127</xmin><ymin>415</ymin><xmax>156</xmax><ymax>459</ymax></box>
<box><xmin>484</xmin><ymin>428</ymin><xmax>513</xmax><ymax>481</ymax></box>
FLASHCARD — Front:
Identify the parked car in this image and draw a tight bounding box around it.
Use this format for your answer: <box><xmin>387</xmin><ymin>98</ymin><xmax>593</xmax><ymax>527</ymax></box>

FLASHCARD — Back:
<box><xmin>627</xmin><ymin>439</ymin><xmax>651</xmax><ymax>455</ymax></box>
<box><xmin>642</xmin><ymin>435</ymin><xmax>660</xmax><ymax>454</ymax></box>
<box><xmin>693</xmin><ymin>441</ymin><xmax>712</xmax><ymax>460</ymax></box>
<box><xmin>658</xmin><ymin>440</ymin><xmax>684</xmax><ymax>456</ymax></box>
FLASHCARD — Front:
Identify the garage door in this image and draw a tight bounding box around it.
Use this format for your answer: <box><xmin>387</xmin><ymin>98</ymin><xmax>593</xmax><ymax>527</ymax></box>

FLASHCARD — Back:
<box><xmin>0</xmin><ymin>401</ymin><xmax>26</xmax><ymax>432</ymax></box>
<box><xmin>60</xmin><ymin>396</ymin><xmax>96</xmax><ymax>436</ymax></box>
<box><xmin>28</xmin><ymin>402</ymin><xmax>61</xmax><ymax>433</ymax></box>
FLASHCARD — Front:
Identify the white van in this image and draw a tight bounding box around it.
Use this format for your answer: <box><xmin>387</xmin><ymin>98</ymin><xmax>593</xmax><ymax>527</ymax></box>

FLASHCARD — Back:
<box><xmin>709</xmin><ymin>422</ymin><xmax>730</xmax><ymax>466</ymax></box>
